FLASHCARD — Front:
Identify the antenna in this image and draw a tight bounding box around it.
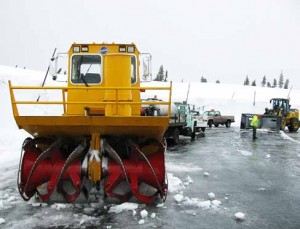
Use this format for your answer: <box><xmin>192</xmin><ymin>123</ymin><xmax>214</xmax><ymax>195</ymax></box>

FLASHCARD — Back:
<box><xmin>287</xmin><ymin>86</ymin><xmax>293</xmax><ymax>100</ymax></box>
<box><xmin>185</xmin><ymin>83</ymin><xmax>190</xmax><ymax>104</ymax></box>
<box><xmin>37</xmin><ymin>48</ymin><xmax>57</xmax><ymax>102</ymax></box>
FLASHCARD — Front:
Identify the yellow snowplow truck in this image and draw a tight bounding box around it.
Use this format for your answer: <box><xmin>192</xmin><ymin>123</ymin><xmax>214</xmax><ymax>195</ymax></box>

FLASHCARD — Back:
<box><xmin>240</xmin><ymin>98</ymin><xmax>299</xmax><ymax>132</ymax></box>
<box><xmin>9</xmin><ymin>43</ymin><xmax>172</xmax><ymax>204</ymax></box>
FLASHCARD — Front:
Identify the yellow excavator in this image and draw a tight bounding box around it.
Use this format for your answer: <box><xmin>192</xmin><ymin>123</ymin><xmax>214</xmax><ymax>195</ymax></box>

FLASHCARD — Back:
<box><xmin>9</xmin><ymin>43</ymin><xmax>172</xmax><ymax>204</ymax></box>
<box><xmin>241</xmin><ymin>98</ymin><xmax>299</xmax><ymax>132</ymax></box>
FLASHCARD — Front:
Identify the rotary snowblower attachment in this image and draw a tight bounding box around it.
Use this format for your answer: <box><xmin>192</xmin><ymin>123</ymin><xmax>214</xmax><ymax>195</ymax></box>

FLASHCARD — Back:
<box><xmin>9</xmin><ymin>43</ymin><xmax>172</xmax><ymax>204</ymax></box>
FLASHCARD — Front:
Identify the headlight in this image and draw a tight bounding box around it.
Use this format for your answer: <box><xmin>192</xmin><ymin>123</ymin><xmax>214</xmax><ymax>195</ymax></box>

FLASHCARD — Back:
<box><xmin>127</xmin><ymin>46</ymin><xmax>135</xmax><ymax>53</ymax></box>
<box><xmin>73</xmin><ymin>46</ymin><xmax>80</xmax><ymax>53</ymax></box>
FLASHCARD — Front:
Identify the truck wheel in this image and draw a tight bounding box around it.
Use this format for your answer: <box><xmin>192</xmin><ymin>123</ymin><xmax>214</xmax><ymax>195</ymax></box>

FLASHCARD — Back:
<box><xmin>201</xmin><ymin>127</ymin><xmax>206</xmax><ymax>132</ymax></box>
<box><xmin>208</xmin><ymin>120</ymin><xmax>213</xmax><ymax>128</ymax></box>
<box><xmin>288</xmin><ymin>118</ymin><xmax>299</xmax><ymax>132</ymax></box>
<box><xmin>280</xmin><ymin>118</ymin><xmax>286</xmax><ymax>131</ymax></box>
<box><xmin>214</xmin><ymin>124</ymin><xmax>219</xmax><ymax>127</ymax></box>
<box><xmin>172</xmin><ymin>128</ymin><xmax>180</xmax><ymax>144</ymax></box>
<box><xmin>191</xmin><ymin>131</ymin><xmax>195</xmax><ymax>141</ymax></box>
<box><xmin>225</xmin><ymin>120</ymin><xmax>231</xmax><ymax>128</ymax></box>
<box><xmin>191</xmin><ymin>122</ymin><xmax>196</xmax><ymax>141</ymax></box>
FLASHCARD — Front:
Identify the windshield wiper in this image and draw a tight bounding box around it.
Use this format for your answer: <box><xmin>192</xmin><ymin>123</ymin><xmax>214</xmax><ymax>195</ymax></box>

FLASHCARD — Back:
<box><xmin>80</xmin><ymin>73</ymin><xmax>89</xmax><ymax>87</ymax></box>
<box><xmin>77</xmin><ymin>56</ymin><xmax>89</xmax><ymax>87</ymax></box>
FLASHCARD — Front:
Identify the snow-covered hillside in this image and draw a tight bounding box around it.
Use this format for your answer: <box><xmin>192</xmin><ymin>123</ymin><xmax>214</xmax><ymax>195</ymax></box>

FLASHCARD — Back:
<box><xmin>1</xmin><ymin>65</ymin><xmax>300</xmax><ymax>163</ymax></box>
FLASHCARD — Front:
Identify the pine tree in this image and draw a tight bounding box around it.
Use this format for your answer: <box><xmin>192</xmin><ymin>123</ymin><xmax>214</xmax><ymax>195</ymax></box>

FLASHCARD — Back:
<box><xmin>216</xmin><ymin>80</ymin><xmax>220</xmax><ymax>84</ymax></box>
<box><xmin>272</xmin><ymin>78</ymin><xmax>277</xmax><ymax>88</ymax></box>
<box><xmin>278</xmin><ymin>71</ymin><xmax>284</xmax><ymax>88</ymax></box>
<box><xmin>284</xmin><ymin>79</ymin><xmax>289</xmax><ymax>89</ymax></box>
<box><xmin>244</xmin><ymin>75</ymin><xmax>250</xmax><ymax>85</ymax></box>
<box><xmin>154</xmin><ymin>65</ymin><xmax>164</xmax><ymax>81</ymax></box>
<box><xmin>164</xmin><ymin>70</ymin><xmax>168</xmax><ymax>82</ymax></box>
<box><xmin>251</xmin><ymin>80</ymin><xmax>256</xmax><ymax>86</ymax></box>
<box><xmin>267</xmin><ymin>82</ymin><xmax>271</xmax><ymax>88</ymax></box>
<box><xmin>201</xmin><ymin>76</ymin><xmax>207</xmax><ymax>83</ymax></box>
<box><xmin>261</xmin><ymin>75</ymin><xmax>266</xmax><ymax>87</ymax></box>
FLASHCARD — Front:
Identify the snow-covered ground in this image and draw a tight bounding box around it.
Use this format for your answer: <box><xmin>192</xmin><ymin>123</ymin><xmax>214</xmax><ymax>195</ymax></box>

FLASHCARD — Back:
<box><xmin>1</xmin><ymin>65</ymin><xmax>300</xmax><ymax>228</ymax></box>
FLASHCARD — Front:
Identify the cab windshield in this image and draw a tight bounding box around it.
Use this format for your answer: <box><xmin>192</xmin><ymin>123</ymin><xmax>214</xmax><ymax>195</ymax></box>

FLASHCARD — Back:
<box><xmin>71</xmin><ymin>55</ymin><xmax>102</xmax><ymax>84</ymax></box>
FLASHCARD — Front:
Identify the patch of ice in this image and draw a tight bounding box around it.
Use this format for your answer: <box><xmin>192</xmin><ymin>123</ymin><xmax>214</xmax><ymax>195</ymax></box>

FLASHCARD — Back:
<box><xmin>140</xmin><ymin>209</ymin><xmax>148</xmax><ymax>218</ymax></box>
<box><xmin>79</xmin><ymin>219</ymin><xmax>85</xmax><ymax>225</ymax></box>
<box><xmin>280</xmin><ymin>131</ymin><xmax>300</xmax><ymax>144</ymax></box>
<box><xmin>75</xmin><ymin>204</ymin><xmax>83</xmax><ymax>209</ymax></box>
<box><xmin>51</xmin><ymin>203</ymin><xmax>68</xmax><ymax>210</ymax></box>
<box><xmin>156</xmin><ymin>203</ymin><xmax>165</xmax><ymax>208</ymax></box>
<box><xmin>183</xmin><ymin>175</ymin><xmax>193</xmax><ymax>186</ymax></box>
<box><xmin>150</xmin><ymin>213</ymin><xmax>156</xmax><ymax>218</ymax></box>
<box><xmin>238</xmin><ymin>150</ymin><xmax>252</xmax><ymax>156</ymax></box>
<box><xmin>208</xmin><ymin>192</ymin><xmax>215</xmax><ymax>200</ymax></box>
<box><xmin>225</xmin><ymin>196</ymin><xmax>229</xmax><ymax>200</ymax></box>
<box><xmin>174</xmin><ymin>194</ymin><xmax>184</xmax><ymax>203</ymax></box>
<box><xmin>182</xmin><ymin>197</ymin><xmax>211</xmax><ymax>209</ymax></box>
<box><xmin>83</xmin><ymin>207</ymin><xmax>96</xmax><ymax>214</ymax></box>
<box><xmin>235</xmin><ymin>212</ymin><xmax>245</xmax><ymax>220</ymax></box>
<box><xmin>203</xmin><ymin>172</ymin><xmax>210</xmax><ymax>177</ymax></box>
<box><xmin>167</xmin><ymin>173</ymin><xmax>185</xmax><ymax>193</ymax></box>
<box><xmin>7</xmin><ymin>196</ymin><xmax>16</xmax><ymax>202</ymax></box>
<box><xmin>132</xmin><ymin>210</ymin><xmax>137</xmax><ymax>216</ymax></box>
<box><xmin>31</xmin><ymin>203</ymin><xmax>41</xmax><ymax>207</ymax></box>
<box><xmin>192</xmin><ymin>212</ymin><xmax>196</xmax><ymax>216</ymax></box>
<box><xmin>3</xmin><ymin>194</ymin><xmax>9</xmax><ymax>199</ymax></box>
<box><xmin>90</xmin><ymin>202</ymin><xmax>102</xmax><ymax>209</ymax></box>
<box><xmin>211</xmin><ymin>200</ymin><xmax>221</xmax><ymax>206</ymax></box>
<box><xmin>197</xmin><ymin>200</ymin><xmax>211</xmax><ymax>209</ymax></box>
<box><xmin>138</xmin><ymin>219</ymin><xmax>145</xmax><ymax>225</ymax></box>
<box><xmin>265</xmin><ymin>154</ymin><xmax>271</xmax><ymax>159</ymax></box>
<box><xmin>106</xmin><ymin>226</ymin><xmax>112</xmax><ymax>229</ymax></box>
<box><xmin>166</xmin><ymin>162</ymin><xmax>203</xmax><ymax>172</ymax></box>
<box><xmin>108</xmin><ymin>202</ymin><xmax>139</xmax><ymax>214</ymax></box>
<box><xmin>258</xmin><ymin>187</ymin><xmax>266</xmax><ymax>191</ymax></box>
<box><xmin>0</xmin><ymin>218</ymin><xmax>5</xmax><ymax>224</ymax></box>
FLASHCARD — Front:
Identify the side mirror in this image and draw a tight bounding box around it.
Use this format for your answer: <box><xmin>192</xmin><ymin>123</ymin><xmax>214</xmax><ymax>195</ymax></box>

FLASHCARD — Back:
<box><xmin>140</xmin><ymin>53</ymin><xmax>152</xmax><ymax>81</ymax></box>
<box><xmin>49</xmin><ymin>57</ymin><xmax>57</xmax><ymax>80</ymax></box>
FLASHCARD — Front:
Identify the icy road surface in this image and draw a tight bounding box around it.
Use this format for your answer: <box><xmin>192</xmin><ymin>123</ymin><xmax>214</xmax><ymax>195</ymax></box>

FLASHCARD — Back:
<box><xmin>1</xmin><ymin>127</ymin><xmax>300</xmax><ymax>229</ymax></box>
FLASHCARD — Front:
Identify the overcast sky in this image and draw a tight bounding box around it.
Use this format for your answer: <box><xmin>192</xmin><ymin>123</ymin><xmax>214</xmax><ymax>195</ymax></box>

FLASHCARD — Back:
<box><xmin>1</xmin><ymin>0</ymin><xmax>300</xmax><ymax>88</ymax></box>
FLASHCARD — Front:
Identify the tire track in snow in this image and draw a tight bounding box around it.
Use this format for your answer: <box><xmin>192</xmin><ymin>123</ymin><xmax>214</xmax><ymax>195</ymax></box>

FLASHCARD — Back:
<box><xmin>279</xmin><ymin>131</ymin><xmax>300</xmax><ymax>144</ymax></box>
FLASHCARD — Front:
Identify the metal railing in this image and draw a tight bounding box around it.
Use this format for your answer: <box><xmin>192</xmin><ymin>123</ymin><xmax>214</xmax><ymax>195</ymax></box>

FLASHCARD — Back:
<box><xmin>9</xmin><ymin>80</ymin><xmax>172</xmax><ymax>117</ymax></box>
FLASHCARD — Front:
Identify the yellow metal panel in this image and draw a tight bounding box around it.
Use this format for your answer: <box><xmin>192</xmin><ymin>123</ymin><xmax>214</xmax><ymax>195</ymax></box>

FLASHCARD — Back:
<box><xmin>104</xmin><ymin>55</ymin><xmax>132</xmax><ymax>116</ymax></box>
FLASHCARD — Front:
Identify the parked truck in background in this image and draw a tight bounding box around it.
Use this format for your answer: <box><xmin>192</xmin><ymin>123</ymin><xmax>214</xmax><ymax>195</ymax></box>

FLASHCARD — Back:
<box><xmin>164</xmin><ymin>102</ymin><xmax>198</xmax><ymax>144</ymax></box>
<box><xmin>203</xmin><ymin>110</ymin><xmax>235</xmax><ymax>128</ymax></box>
<box><xmin>141</xmin><ymin>99</ymin><xmax>198</xmax><ymax>144</ymax></box>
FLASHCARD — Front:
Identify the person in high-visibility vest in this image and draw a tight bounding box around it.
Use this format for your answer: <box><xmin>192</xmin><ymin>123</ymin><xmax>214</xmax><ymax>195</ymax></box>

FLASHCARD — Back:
<box><xmin>250</xmin><ymin>115</ymin><xmax>259</xmax><ymax>139</ymax></box>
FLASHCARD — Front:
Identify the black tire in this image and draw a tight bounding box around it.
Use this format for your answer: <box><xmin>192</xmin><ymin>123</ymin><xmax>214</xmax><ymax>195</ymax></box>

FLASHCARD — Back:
<box><xmin>172</xmin><ymin>127</ymin><xmax>180</xmax><ymax>144</ymax></box>
<box><xmin>190</xmin><ymin>121</ymin><xmax>197</xmax><ymax>141</ymax></box>
<box><xmin>201</xmin><ymin>127</ymin><xmax>206</xmax><ymax>132</ymax></box>
<box><xmin>280</xmin><ymin>117</ymin><xmax>286</xmax><ymax>131</ymax></box>
<box><xmin>225</xmin><ymin>120</ymin><xmax>231</xmax><ymax>128</ymax></box>
<box><xmin>191</xmin><ymin>131</ymin><xmax>196</xmax><ymax>141</ymax></box>
<box><xmin>288</xmin><ymin>118</ymin><xmax>299</xmax><ymax>132</ymax></box>
<box><xmin>208</xmin><ymin>120</ymin><xmax>213</xmax><ymax>128</ymax></box>
<box><xmin>214</xmin><ymin>124</ymin><xmax>219</xmax><ymax>127</ymax></box>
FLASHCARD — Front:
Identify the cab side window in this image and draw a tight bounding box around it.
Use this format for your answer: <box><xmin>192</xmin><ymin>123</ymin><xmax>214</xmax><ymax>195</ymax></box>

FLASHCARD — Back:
<box><xmin>131</xmin><ymin>55</ymin><xmax>137</xmax><ymax>84</ymax></box>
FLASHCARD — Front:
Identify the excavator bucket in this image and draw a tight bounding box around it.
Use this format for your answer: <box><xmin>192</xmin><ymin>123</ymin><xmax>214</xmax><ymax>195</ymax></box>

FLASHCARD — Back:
<box><xmin>10</xmin><ymin>43</ymin><xmax>172</xmax><ymax>204</ymax></box>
